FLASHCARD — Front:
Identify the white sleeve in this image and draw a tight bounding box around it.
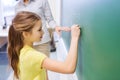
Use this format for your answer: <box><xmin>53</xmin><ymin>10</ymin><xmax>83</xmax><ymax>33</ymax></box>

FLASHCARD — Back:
<box><xmin>43</xmin><ymin>0</ymin><xmax>57</xmax><ymax>28</ymax></box>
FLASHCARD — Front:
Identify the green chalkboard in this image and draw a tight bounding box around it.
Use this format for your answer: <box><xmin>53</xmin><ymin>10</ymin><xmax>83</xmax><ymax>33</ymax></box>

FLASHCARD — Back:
<box><xmin>61</xmin><ymin>0</ymin><xmax>120</xmax><ymax>80</ymax></box>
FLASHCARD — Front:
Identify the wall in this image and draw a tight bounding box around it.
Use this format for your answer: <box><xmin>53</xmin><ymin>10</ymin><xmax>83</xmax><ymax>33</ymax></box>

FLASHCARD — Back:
<box><xmin>48</xmin><ymin>0</ymin><xmax>61</xmax><ymax>25</ymax></box>
<box><xmin>0</xmin><ymin>0</ymin><xmax>4</xmax><ymax>30</ymax></box>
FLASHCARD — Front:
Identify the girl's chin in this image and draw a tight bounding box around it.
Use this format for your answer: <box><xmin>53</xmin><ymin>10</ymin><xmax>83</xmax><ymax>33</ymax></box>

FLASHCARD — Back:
<box><xmin>35</xmin><ymin>39</ymin><xmax>41</xmax><ymax>42</ymax></box>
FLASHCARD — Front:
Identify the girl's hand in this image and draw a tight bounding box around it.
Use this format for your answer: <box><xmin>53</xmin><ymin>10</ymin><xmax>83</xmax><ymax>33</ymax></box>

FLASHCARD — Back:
<box><xmin>71</xmin><ymin>24</ymin><xmax>80</xmax><ymax>39</ymax></box>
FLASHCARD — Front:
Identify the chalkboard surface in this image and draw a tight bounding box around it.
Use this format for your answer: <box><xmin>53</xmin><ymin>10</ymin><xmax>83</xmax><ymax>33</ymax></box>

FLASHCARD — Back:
<box><xmin>61</xmin><ymin>0</ymin><xmax>120</xmax><ymax>80</ymax></box>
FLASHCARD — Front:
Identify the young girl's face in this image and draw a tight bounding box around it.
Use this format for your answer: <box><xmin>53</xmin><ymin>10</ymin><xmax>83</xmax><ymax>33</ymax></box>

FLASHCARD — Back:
<box><xmin>29</xmin><ymin>20</ymin><xmax>44</xmax><ymax>42</ymax></box>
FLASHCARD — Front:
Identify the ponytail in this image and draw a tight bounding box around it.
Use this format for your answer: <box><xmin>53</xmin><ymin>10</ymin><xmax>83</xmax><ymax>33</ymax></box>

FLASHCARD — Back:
<box><xmin>7</xmin><ymin>25</ymin><xmax>24</xmax><ymax>78</ymax></box>
<box><xmin>7</xmin><ymin>11</ymin><xmax>41</xmax><ymax>79</ymax></box>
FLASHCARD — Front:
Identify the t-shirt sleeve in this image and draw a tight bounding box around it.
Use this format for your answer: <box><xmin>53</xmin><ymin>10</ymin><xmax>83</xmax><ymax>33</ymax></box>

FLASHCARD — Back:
<box><xmin>24</xmin><ymin>50</ymin><xmax>47</xmax><ymax>72</ymax></box>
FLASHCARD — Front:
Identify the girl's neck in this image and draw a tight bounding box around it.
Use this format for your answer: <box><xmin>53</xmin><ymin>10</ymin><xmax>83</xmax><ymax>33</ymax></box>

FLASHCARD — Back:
<box><xmin>24</xmin><ymin>43</ymin><xmax>33</xmax><ymax>47</ymax></box>
<box><xmin>23</xmin><ymin>41</ymin><xmax>33</xmax><ymax>47</ymax></box>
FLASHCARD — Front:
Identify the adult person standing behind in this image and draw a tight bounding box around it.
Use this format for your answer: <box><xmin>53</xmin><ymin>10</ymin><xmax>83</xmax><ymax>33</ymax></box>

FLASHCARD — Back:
<box><xmin>15</xmin><ymin>0</ymin><xmax>70</xmax><ymax>57</ymax></box>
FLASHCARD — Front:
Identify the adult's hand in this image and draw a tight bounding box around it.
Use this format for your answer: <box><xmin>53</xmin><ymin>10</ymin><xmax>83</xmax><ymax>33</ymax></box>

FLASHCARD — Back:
<box><xmin>55</xmin><ymin>26</ymin><xmax>71</xmax><ymax>36</ymax></box>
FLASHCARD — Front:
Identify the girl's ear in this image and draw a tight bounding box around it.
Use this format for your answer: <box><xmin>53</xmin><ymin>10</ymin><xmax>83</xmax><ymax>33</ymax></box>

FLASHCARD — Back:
<box><xmin>22</xmin><ymin>32</ymin><xmax>30</xmax><ymax>39</ymax></box>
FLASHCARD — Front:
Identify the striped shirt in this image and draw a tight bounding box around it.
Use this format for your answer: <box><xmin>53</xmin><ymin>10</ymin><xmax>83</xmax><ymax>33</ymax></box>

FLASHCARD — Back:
<box><xmin>15</xmin><ymin>0</ymin><xmax>57</xmax><ymax>44</ymax></box>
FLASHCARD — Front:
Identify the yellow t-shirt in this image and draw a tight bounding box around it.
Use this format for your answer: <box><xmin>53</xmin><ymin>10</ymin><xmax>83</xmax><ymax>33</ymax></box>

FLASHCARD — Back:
<box><xmin>19</xmin><ymin>45</ymin><xmax>47</xmax><ymax>80</ymax></box>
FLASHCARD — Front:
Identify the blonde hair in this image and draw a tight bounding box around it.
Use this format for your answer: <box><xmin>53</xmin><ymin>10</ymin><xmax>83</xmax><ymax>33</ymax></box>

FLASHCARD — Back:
<box><xmin>7</xmin><ymin>11</ymin><xmax>41</xmax><ymax>78</ymax></box>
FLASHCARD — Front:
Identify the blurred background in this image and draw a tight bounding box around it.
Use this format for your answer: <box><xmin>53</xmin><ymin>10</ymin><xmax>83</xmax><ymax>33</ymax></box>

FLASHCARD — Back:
<box><xmin>0</xmin><ymin>0</ymin><xmax>18</xmax><ymax>79</ymax></box>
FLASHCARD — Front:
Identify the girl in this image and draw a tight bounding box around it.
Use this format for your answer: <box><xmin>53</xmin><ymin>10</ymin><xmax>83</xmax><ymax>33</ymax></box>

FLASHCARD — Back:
<box><xmin>15</xmin><ymin>0</ymin><xmax>71</xmax><ymax>56</ymax></box>
<box><xmin>7</xmin><ymin>11</ymin><xmax>80</xmax><ymax>80</ymax></box>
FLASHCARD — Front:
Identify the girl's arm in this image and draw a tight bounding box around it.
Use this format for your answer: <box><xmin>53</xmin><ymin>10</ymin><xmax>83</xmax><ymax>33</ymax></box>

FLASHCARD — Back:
<box><xmin>42</xmin><ymin>25</ymin><xmax>80</xmax><ymax>73</ymax></box>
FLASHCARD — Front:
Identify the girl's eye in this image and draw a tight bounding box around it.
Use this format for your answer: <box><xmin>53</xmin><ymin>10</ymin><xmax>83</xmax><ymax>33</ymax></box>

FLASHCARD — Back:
<box><xmin>38</xmin><ymin>29</ymin><xmax>41</xmax><ymax>31</ymax></box>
